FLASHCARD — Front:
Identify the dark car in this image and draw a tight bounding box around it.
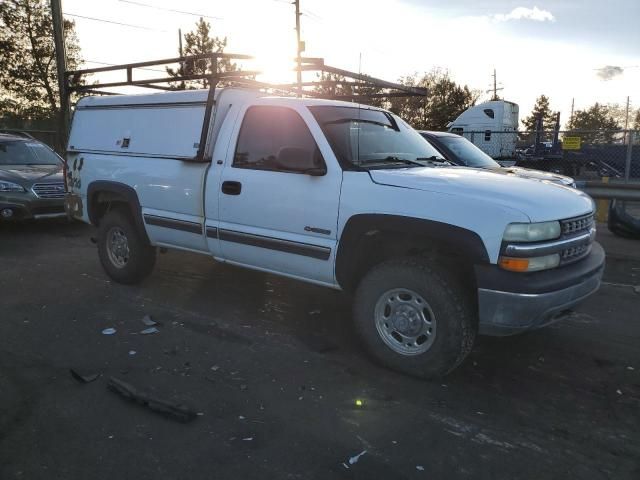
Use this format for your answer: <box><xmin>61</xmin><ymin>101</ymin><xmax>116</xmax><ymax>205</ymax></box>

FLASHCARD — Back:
<box><xmin>0</xmin><ymin>133</ymin><xmax>66</xmax><ymax>221</ymax></box>
<box><xmin>419</xmin><ymin>130</ymin><xmax>576</xmax><ymax>188</ymax></box>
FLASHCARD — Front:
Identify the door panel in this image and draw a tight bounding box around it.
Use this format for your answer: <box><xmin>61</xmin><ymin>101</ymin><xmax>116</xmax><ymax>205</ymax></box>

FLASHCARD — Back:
<box><xmin>203</xmin><ymin>102</ymin><xmax>242</xmax><ymax>258</ymax></box>
<box><xmin>217</xmin><ymin>104</ymin><xmax>341</xmax><ymax>285</ymax></box>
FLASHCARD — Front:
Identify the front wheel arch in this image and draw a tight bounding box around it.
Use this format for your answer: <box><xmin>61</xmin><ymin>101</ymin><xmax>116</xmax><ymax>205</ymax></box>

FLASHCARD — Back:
<box><xmin>335</xmin><ymin>214</ymin><xmax>490</xmax><ymax>292</ymax></box>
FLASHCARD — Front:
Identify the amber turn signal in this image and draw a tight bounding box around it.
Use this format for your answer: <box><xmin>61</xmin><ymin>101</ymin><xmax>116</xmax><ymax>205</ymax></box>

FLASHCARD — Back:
<box><xmin>498</xmin><ymin>256</ymin><xmax>530</xmax><ymax>272</ymax></box>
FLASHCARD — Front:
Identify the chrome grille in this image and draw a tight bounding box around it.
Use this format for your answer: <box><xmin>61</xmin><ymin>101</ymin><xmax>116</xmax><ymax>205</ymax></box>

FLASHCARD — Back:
<box><xmin>561</xmin><ymin>214</ymin><xmax>594</xmax><ymax>236</ymax></box>
<box><xmin>32</xmin><ymin>182</ymin><xmax>65</xmax><ymax>199</ymax></box>
<box><xmin>559</xmin><ymin>213</ymin><xmax>595</xmax><ymax>264</ymax></box>
<box><xmin>561</xmin><ymin>244</ymin><xmax>591</xmax><ymax>263</ymax></box>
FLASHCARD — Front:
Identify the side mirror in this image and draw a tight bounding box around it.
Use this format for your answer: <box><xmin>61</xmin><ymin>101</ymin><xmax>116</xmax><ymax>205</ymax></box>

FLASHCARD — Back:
<box><xmin>276</xmin><ymin>146</ymin><xmax>326</xmax><ymax>176</ymax></box>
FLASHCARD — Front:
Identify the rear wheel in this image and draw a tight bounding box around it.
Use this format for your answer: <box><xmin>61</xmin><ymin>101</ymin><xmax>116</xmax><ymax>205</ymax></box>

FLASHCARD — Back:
<box><xmin>97</xmin><ymin>208</ymin><xmax>156</xmax><ymax>284</ymax></box>
<box><xmin>353</xmin><ymin>257</ymin><xmax>476</xmax><ymax>378</ymax></box>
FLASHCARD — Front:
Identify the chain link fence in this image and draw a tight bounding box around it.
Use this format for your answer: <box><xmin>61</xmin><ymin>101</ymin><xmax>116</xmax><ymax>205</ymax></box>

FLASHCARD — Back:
<box><xmin>455</xmin><ymin>129</ymin><xmax>640</xmax><ymax>180</ymax></box>
<box><xmin>0</xmin><ymin>118</ymin><xmax>59</xmax><ymax>152</ymax></box>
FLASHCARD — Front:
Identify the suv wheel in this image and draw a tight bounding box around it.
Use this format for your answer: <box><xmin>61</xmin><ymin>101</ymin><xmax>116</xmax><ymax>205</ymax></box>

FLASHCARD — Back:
<box><xmin>353</xmin><ymin>257</ymin><xmax>476</xmax><ymax>378</ymax></box>
<box><xmin>97</xmin><ymin>208</ymin><xmax>156</xmax><ymax>284</ymax></box>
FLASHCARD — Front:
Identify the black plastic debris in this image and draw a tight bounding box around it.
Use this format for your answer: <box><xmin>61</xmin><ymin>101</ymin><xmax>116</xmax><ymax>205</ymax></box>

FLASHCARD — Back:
<box><xmin>70</xmin><ymin>369</ymin><xmax>101</xmax><ymax>384</ymax></box>
<box><xmin>107</xmin><ymin>376</ymin><xmax>198</xmax><ymax>423</ymax></box>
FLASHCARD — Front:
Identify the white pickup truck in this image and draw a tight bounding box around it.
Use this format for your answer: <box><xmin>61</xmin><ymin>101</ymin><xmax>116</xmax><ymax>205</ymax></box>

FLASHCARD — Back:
<box><xmin>65</xmin><ymin>88</ymin><xmax>604</xmax><ymax>377</ymax></box>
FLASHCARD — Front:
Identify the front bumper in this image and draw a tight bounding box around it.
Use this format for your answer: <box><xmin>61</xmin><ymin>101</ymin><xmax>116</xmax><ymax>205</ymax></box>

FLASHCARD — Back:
<box><xmin>0</xmin><ymin>194</ymin><xmax>65</xmax><ymax>220</ymax></box>
<box><xmin>476</xmin><ymin>242</ymin><xmax>605</xmax><ymax>336</ymax></box>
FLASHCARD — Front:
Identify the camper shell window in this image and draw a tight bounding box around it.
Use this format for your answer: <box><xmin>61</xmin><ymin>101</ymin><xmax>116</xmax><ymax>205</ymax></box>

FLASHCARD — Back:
<box><xmin>483</xmin><ymin>109</ymin><xmax>495</xmax><ymax>119</ymax></box>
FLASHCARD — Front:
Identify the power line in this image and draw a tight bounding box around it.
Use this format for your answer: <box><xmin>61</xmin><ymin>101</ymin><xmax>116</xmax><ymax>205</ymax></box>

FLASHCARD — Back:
<box><xmin>118</xmin><ymin>0</ymin><xmax>222</xmax><ymax>20</ymax></box>
<box><xmin>64</xmin><ymin>13</ymin><xmax>167</xmax><ymax>32</ymax></box>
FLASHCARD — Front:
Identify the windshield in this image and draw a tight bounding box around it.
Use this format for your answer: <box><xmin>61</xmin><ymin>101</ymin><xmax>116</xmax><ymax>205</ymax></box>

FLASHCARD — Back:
<box><xmin>0</xmin><ymin>140</ymin><xmax>62</xmax><ymax>166</ymax></box>
<box><xmin>309</xmin><ymin>106</ymin><xmax>445</xmax><ymax>169</ymax></box>
<box><xmin>437</xmin><ymin>136</ymin><xmax>500</xmax><ymax>168</ymax></box>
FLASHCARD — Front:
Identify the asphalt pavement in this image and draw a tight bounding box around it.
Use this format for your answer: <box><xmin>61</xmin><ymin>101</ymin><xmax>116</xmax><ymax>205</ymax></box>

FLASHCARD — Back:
<box><xmin>1</xmin><ymin>220</ymin><xmax>639</xmax><ymax>479</ymax></box>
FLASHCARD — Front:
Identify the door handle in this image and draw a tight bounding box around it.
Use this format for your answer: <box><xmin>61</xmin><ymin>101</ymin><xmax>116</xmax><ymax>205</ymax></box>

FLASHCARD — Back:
<box><xmin>221</xmin><ymin>181</ymin><xmax>242</xmax><ymax>195</ymax></box>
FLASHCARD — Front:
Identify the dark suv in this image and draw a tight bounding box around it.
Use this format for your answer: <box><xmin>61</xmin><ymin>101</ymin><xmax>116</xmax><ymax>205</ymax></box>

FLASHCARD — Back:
<box><xmin>0</xmin><ymin>133</ymin><xmax>66</xmax><ymax>221</ymax></box>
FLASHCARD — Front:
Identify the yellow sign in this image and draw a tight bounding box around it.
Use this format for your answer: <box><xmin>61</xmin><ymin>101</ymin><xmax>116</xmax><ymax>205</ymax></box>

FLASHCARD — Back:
<box><xmin>563</xmin><ymin>136</ymin><xmax>581</xmax><ymax>150</ymax></box>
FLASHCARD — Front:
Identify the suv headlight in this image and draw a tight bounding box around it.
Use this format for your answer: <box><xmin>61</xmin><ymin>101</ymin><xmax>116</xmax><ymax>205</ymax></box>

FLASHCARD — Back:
<box><xmin>503</xmin><ymin>221</ymin><xmax>561</xmax><ymax>243</ymax></box>
<box><xmin>0</xmin><ymin>181</ymin><xmax>26</xmax><ymax>192</ymax></box>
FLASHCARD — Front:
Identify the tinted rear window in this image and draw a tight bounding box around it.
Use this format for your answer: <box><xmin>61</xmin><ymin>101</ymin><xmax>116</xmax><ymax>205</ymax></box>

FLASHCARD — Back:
<box><xmin>0</xmin><ymin>140</ymin><xmax>61</xmax><ymax>165</ymax></box>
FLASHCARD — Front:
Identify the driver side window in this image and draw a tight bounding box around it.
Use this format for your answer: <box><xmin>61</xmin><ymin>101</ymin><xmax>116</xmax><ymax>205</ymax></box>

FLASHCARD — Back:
<box><xmin>233</xmin><ymin>106</ymin><xmax>325</xmax><ymax>173</ymax></box>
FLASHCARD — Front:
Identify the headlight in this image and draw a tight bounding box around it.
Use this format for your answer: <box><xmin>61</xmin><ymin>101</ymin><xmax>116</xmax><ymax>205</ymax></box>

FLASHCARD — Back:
<box><xmin>499</xmin><ymin>253</ymin><xmax>561</xmax><ymax>272</ymax></box>
<box><xmin>503</xmin><ymin>221</ymin><xmax>561</xmax><ymax>242</ymax></box>
<box><xmin>0</xmin><ymin>181</ymin><xmax>26</xmax><ymax>192</ymax></box>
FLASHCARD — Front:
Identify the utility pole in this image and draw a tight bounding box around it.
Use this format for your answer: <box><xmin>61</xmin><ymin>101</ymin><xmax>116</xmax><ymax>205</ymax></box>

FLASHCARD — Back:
<box><xmin>492</xmin><ymin>69</ymin><xmax>497</xmax><ymax>100</ymax></box>
<box><xmin>570</xmin><ymin>97</ymin><xmax>575</xmax><ymax>126</ymax></box>
<box><xmin>486</xmin><ymin>69</ymin><xmax>503</xmax><ymax>101</ymax></box>
<box><xmin>294</xmin><ymin>0</ymin><xmax>303</xmax><ymax>97</ymax></box>
<box><xmin>50</xmin><ymin>0</ymin><xmax>69</xmax><ymax>153</ymax></box>
<box><xmin>624</xmin><ymin>96</ymin><xmax>630</xmax><ymax>139</ymax></box>
<box><xmin>179</xmin><ymin>28</ymin><xmax>183</xmax><ymax>57</ymax></box>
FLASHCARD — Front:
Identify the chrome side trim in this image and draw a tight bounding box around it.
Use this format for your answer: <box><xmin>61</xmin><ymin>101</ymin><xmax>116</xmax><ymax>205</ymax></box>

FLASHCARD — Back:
<box><xmin>33</xmin><ymin>212</ymin><xmax>67</xmax><ymax>219</ymax></box>
<box><xmin>219</xmin><ymin>229</ymin><xmax>331</xmax><ymax>260</ymax></box>
<box><xmin>504</xmin><ymin>229</ymin><xmax>595</xmax><ymax>257</ymax></box>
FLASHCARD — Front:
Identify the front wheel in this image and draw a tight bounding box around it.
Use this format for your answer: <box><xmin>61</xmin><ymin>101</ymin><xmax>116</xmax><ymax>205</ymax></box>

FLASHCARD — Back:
<box><xmin>353</xmin><ymin>257</ymin><xmax>476</xmax><ymax>378</ymax></box>
<box><xmin>97</xmin><ymin>208</ymin><xmax>156</xmax><ymax>284</ymax></box>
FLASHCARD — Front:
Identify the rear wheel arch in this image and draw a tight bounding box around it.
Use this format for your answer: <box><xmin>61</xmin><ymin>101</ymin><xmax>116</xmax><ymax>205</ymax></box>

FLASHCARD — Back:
<box><xmin>335</xmin><ymin>214</ymin><xmax>490</xmax><ymax>292</ymax></box>
<box><xmin>87</xmin><ymin>181</ymin><xmax>149</xmax><ymax>243</ymax></box>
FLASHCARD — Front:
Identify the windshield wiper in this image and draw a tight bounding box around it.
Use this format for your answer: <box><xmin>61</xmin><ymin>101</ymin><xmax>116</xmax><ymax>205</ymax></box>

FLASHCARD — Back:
<box><xmin>360</xmin><ymin>156</ymin><xmax>425</xmax><ymax>167</ymax></box>
<box><xmin>415</xmin><ymin>156</ymin><xmax>453</xmax><ymax>165</ymax></box>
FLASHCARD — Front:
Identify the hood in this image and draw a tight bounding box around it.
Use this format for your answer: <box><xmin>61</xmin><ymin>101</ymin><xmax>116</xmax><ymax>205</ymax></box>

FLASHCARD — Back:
<box><xmin>369</xmin><ymin>167</ymin><xmax>593</xmax><ymax>222</ymax></box>
<box><xmin>0</xmin><ymin>164</ymin><xmax>63</xmax><ymax>183</ymax></box>
<box><xmin>497</xmin><ymin>166</ymin><xmax>574</xmax><ymax>186</ymax></box>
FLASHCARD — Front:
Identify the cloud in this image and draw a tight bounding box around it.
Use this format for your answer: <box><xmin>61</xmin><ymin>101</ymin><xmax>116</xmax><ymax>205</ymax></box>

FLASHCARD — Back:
<box><xmin>493</xmin><ymin>6</ymin><xmax>555</xmax><ymax>22</ymax></box>
<box><xmin>595</xmin><ymin>65</ymin><xmax>624</xmax><ymax>81</ymax></box>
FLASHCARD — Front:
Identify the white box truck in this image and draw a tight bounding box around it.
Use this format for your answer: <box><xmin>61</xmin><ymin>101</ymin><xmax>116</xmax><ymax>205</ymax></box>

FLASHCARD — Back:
<box><xmin>448</xmin><ymin>100</ymin><xmax>519</xmax><ymax>160</ymax></box>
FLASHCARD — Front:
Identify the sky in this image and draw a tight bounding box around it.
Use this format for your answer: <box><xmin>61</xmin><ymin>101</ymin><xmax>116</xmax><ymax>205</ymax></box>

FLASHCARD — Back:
<box><xmin>62</xmin><ymin>0</ymin><xmax>640</xmax><ymax>128</ymax></box>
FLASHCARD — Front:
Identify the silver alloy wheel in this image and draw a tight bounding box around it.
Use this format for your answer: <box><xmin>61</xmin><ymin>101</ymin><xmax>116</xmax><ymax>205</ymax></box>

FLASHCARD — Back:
<box><xmin>374</xmin><ymin>288</ymin><xmax>436</xmax><ymax>356</ymax></box>
<box><xmin>106</xmin><ymin>227</ymin><xmax>130</xmax><ymax>268</ymax></box>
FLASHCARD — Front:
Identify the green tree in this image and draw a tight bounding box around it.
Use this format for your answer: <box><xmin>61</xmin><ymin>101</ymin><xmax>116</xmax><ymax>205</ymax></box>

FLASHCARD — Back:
<box><xmin>521</xmin><ymin>95</ymin><xmax>557</xmax><ymax>132</ymax></box>
<box><xmin>0</xmin><ymin>0</ymin><xmax>83</xmax><ymax>120</ymax></box>
<box><xmin>311</xmin><ymin>72</ymin><xmax>385</xmax><ymax>108</ymax></box>
<box><xmin>567</xmin><ymin>103</ymin><xmax>621</xmax><ymax>143</ymax></box>
<box><xmin>387</xmin><ymin>69</ymin><xmax>478</xmax><ymax>130</ymax></box>
<box><xmin>167</xmin><ymin>18</ymin><xmax>238</xmax><ymax>89</ymax></box>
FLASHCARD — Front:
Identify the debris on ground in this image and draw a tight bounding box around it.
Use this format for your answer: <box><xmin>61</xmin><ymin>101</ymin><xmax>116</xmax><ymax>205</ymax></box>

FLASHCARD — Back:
<box><xmin>70</xmin><ymin>369</ymin><xmax>101</xmax><ymax>384</ymax></box>
<box><xmin>129</xmin><ymin>350</ymin><xmax>137</xmax><ymax>356</ymax></box>
<box><xmin>617</xmin><ymin>389</ymin><xmax>623</xmax><ymax>395</ymax></box>
<box><xmin>101</xmin><ymin>328</ymin><xmax>116</xmax><ymax>335</ymax></box>
<box><xmin>634</xmin><ymin>285</ymin><xmax>640</xmax><ymax>294</ymax></box>
<box><xmin>107</xmin><ymin>376</ymin><xmax>197</xmax><ymax>423</ymax></box>
<box><xmin>140</xmin><ymin>327</ymin><xmax>159</xmax><ymax>335</ymax></box>
<box><xmin>299</xmin><ymin>333</ymin><xmax>338</xmax><ymax>354</ymax></box>
<box><xmin>627</xmin><ymin>366</ymin><xmax>635</xmax><ymax>371</ymax></box>
<box><xmin>210</xmin><ymin>365</ymin><xmax>220</xmax><ymax>371</ymax></box>
<box><xmin>242</xmin><ymin>437</ymin><xmax>253</xmax><ymax>441</ymax></box>
<box><xmin>348</xmin><ymin>450</ymin><xmax>367</xmax><ymax>465</ymax></box>
<box><xmin>416</xmin><ymin>465</ymin><xmax>425</xmax><ymax>471</ymax></box>
<box><xmin>141</xmin><ymin>314</ymin><xmax>157</xmax><ymax>326</ymax></box>
<box><xmin>308</xmin><ymin>310</ymin><xmax>321</xmax><ymax>315</ymax></box>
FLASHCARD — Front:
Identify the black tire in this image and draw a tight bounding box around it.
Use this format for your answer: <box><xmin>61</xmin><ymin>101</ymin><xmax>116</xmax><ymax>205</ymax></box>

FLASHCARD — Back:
<box><xmin>353</xmin><ymin>257</ymin><xmax>476</xmax><ymax>378</ymax></box>
<box><xmin>97</xmin><ymin>208</ymin><xmax>156</xmax><ymax>284</ymax></box>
